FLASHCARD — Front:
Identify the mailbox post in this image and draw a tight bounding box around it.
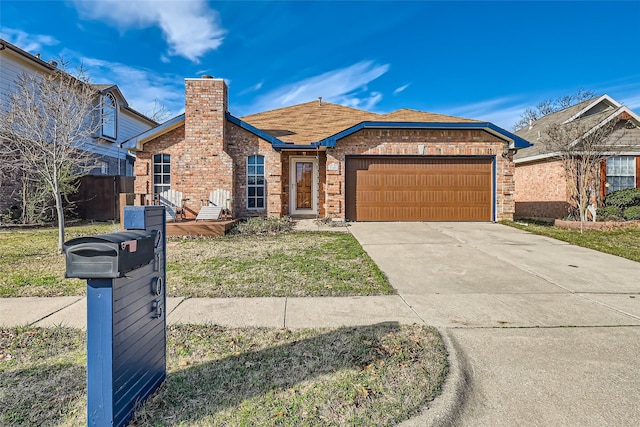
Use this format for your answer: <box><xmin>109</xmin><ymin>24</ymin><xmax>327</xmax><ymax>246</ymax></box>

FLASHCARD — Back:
<box><xmin>64</xmin><ymin>206</ymin><xmax>166</xmax><ymax>427</ymax></box>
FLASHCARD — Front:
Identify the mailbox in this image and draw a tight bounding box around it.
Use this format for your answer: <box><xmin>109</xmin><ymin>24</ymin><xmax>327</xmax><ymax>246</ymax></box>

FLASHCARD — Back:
<box><xmin>64</xmin><ymin>230</ymin><xmax>158</xmax><ymax>279</ymax></box>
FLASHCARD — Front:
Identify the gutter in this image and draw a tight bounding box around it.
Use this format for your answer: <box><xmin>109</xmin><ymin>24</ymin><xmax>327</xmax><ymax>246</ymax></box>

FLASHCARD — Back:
<box><xmin>316</xmin><ymin>121</ymin><xmax>534</xmax><ymax>150</ymax></box>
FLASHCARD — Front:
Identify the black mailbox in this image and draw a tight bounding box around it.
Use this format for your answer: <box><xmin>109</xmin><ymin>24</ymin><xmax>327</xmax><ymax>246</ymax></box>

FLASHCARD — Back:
<box><xmin>64</xmin><ymin>230</ymin><xmax>158</xmax><ymax>279</ymax></box>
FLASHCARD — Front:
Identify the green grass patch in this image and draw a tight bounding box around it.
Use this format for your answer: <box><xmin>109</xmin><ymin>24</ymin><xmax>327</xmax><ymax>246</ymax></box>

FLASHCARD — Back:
<box><xmin>502</xmin><ymin>221</ymin><xmax>640</xmax><ymax>263</ymax></box>
<box><xmin>0</xmin><ymin>225</ymin><xmax>393</xmax><ymax>298</ymax></box>
<box><xmin>0</xmin><ymin>223</ymin><xmax>117</xmax><ymax>297</ymax></box>
<box><xmin>1</xmin><ymin>324</ymin><xmax>448</xmax><ymax>426</ymax></box>
<box><xmin>166</xmin><ymin>232</ymin><xmax>393</xmax><ymax>297</ymax></box>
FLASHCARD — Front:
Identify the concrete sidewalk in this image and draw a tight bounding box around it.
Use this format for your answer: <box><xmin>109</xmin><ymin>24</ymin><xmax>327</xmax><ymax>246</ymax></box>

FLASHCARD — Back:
<box><xmin>3</xmin><ymin>221</ymin><xmax>640</xmax><ymax>426</ymax></box>
<box><xmin>0</xmin><ymin>295</ymin><xmax>423</xmax><ymax>329</ymax></box>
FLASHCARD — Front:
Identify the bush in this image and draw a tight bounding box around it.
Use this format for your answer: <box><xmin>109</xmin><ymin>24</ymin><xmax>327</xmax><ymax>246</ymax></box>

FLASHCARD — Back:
<box><xmin>604</xmin><ymin>188</ymin><xmax>640</xmax><ymax>208</ymax></box>
<box><xmin>596</xmin><ymin>206</ymin><xmax>623</xmax><ymax>221</ymax></box>
<box><xmin>229</xmin><ymin>216</ymin><xmax>294</xmax><ymax>235</ymax></box>
<box><xmin>623</xmin><ymin>206</ymin><xmax>640</xmax><ymax>221</ymax></box>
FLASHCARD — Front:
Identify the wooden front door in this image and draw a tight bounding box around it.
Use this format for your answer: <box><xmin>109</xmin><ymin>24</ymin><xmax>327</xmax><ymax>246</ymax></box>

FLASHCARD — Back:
<box><xmin>296</xmin><ymin>162</ymin><xmax>313</xmax><ymax>209</ymax></box>
<box><xmin>290</xmin><ymin>157</ymin><xmax>317</xmax><ymax>215</ymax></box>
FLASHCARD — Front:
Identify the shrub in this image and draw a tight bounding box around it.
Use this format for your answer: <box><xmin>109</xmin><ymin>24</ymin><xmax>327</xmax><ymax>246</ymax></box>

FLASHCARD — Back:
<box><xmin>229</xmin><ymin>216</ymin><xmax>294</xmax><ymax>235</ymax></box>
<box><xmin>604</xmin><ymin>188</ymin><xmax>640</xmax><ymax>208</ymax></box>
<box><xmin>596</xmin><ymin>206</ymin><xmax>623</xmax><ymax>221</ymax></box>
<box><xmin>623</xmin><ymin>206</ymin><xmax>640</xmax><ymax>221</ymax></box>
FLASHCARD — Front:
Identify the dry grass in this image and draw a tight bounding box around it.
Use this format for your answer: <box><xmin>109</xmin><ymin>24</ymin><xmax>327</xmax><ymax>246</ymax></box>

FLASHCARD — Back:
<box><xmin>0</xmin><ymin>223</ymin><xmax>117</xmax><ymax>297</ymax></box>
<box><xmin>166</xmin><ymin>232</ymin><xmax>393</xmax><ymax>297</ymax></box>
<box><xmin>0</xmin><ymin>226</ymin><xmax>392</xmax><ymax>298</ymax></box>
<box><xmin>1</xmin><ymin>324</ymin><xmax>448</xmax><ymax>426</ymax></box>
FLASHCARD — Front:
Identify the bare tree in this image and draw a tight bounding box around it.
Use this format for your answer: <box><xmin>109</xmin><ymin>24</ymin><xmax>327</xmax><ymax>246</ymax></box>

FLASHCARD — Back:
<box><xmin>541</xmin><ymin>114</ymin><xmax>625</xmax><ymax>228</ymax></box>
<box><xmin>513</xmin><ymin>89</ymin><xmax>596</xmax><ymax>131</ymax></box>
<box><xmin>0</xmin><ymin>66</ymin><xmax>102</xmax><ymax>252</ymax></box>
<box><xmin>147</xmin><ymin>98</ymin><xmax>171</xmax><ymax>123</ymax></box>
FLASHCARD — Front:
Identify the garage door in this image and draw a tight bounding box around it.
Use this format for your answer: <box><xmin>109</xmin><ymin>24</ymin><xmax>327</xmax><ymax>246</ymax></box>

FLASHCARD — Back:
<box><xmin>345</xmin><ymin>157</ymin><xmax>493</xmax><ymax>221</ymax></box>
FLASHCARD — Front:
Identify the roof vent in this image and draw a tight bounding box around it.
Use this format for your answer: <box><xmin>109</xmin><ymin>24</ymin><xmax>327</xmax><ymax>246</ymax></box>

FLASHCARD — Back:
<box><xmin>318</xmin><ymin>96</ymin><xmax>323</xmax><ymax>106</ymax></box>
<box><xmin>201</xmin><ymin>75</ymin><xmax>214</xmax><ymax>79</ymax></box>
<box><xmin>48</xmin><ymin>60</ymin><xmax>58</xmax><ymax>68</ymax></box>
<box><xmin>528</xmin><ymin>118</ymin><xmax>533</xmax><ymax>130</ymax></box>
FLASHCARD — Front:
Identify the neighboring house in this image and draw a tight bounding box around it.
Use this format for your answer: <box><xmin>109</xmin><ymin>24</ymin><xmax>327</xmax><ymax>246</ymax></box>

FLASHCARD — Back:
<box><xmin>125</xmin><ymin>76</ymin><xmax>531</xmax><ymax>222</ymax></box>
<box><xmin>514</xmin><ymin>95</ymin><xmax>640</xmax><ymax>219</ymax></box>
<box><xmin>0</xmin><ymin>38</ymin><xmax>156</xmax><ymax>215</ymax></box>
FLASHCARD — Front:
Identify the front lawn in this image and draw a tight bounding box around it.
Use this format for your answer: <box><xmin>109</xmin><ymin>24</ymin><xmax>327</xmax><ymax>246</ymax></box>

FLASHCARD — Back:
<box><xmin>0</xmin><ymin>225</ymin><xmax>393</xmax><ymax>298</ymax></box>
<box><xmin>0</xmin><ymin>324</ymin><xmax>448</xmax><ymax>426</ymax></box>
<box><xmin>167</xmin><ymin>232</ymin><xmax>392</xmax><ymax>297</ymax></box>
<box><xmin>502</xmin><ymin>221</ymin><xmax>640</xmax><ymax>263</ymax></box>
<box><xmin>0</xmin><ymin>224</ymin><xmax>117</xmax><ymax>297</ymax></box>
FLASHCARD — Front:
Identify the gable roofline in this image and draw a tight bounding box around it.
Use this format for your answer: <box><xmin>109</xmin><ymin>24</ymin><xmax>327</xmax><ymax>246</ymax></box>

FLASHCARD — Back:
<box><xmin>123</xmin><ymin>113</ymin><xmax>186</xmax><ymax>151</ymax></box>
<box><xmin>562</xmin><ymin>94</ymin><xmax>621</xmax><ymax>124</ymax></box>
<box><xmin>0</xmin><ymin>38</ymin><xmax>57</xmax><ymax>71</ymax></box>
<box><xmin>316</xmin><ymin>121</ymin><xmax>533</xmax><ymax>149</ymax></box>
<box><xmin>516</xmin><ymin>104</ymin><xmax>640</xmax><ymax>164</ymax></box>
<box><xmin>225</xmin><ymin>113</ymin><xmax>287</xmax><ymax>146</ymax></box>
<box><xmin>123</xmin><ymin>112</ymin><xmax>289</xmax><ymax>151</ymax></box>
<box><xmin>94</xmin><ymin>84</ymin><xmax>157</xmax><ymax>125</ymax></box>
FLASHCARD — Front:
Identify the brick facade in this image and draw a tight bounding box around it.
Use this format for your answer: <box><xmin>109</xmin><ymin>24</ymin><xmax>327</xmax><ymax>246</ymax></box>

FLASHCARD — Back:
<box><xmin>514</xmin><ymin>159</ymin><xmax>571</xmax><ymax>219</ymax></box>
<box><xmin>134</xmin><ymin>78</ymin><xmax>519</xmax><ymax>221</ymax></box>
<box><xmin>226</xmin><ymin>122</ymin><xmax>282</xmax><ymax>217</ymax></box>
<box><xmin>325</xmin><ymin>129</ymin><xmax>515</xmax><ymax>220</ymax></box>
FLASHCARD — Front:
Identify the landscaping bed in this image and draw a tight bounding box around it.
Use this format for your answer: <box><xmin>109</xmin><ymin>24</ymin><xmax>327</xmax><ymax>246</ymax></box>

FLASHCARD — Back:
<box><xmin>0</xmin><ymin>324</ymin><xmax>448</xmax><ymax>426</ymax></box>
<box><xmin>554</xmin><ymin>219</ymin><xmax>640</xmax><ymax>230</ymax></box>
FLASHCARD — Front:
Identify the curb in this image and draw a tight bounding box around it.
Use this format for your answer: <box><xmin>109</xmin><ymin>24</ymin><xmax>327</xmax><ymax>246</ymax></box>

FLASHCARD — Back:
<box><xmin>399</xmin><ymin>327</ymin><xmax>470</xmax><ymax>427</ymax></box>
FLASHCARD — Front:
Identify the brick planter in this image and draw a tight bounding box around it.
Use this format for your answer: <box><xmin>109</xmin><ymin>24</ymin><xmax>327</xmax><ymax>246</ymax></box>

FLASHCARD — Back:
<box><xmin>554</xmin><ymin>219</ymin><xmax>640</xmax><ymax>230</ymax></box>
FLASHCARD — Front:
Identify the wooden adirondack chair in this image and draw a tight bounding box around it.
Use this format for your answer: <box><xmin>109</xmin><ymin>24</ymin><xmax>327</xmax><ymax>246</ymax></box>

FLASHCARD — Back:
<box><xmin>155</xmin><ymin>189</ymin><xmax>186</xmax><ymax>221</ymax></box>
<box><xmin>197</xmin><ymin>189</ymin><xmax>231</xmax><ymax>221</ymax></box>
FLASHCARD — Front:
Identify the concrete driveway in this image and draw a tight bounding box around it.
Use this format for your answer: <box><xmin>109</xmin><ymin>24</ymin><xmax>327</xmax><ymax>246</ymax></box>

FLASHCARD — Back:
<box><xmin>349</xmin><ymin>222</ymin><xmax>640</xmax><ymax>426</ymax></box>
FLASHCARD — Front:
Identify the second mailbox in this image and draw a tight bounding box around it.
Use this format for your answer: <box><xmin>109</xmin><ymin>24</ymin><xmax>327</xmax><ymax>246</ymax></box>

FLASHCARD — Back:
<box><xmin>64</xmin><ymin>230</ymin><xmax>159</xmax><ymax>279</ymax></box>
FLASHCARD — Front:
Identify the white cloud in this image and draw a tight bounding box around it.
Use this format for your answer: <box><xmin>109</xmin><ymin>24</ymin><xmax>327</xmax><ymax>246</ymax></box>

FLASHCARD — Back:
<box><xmin>0</xmin><ymin>28</ymin><xmax>59</xmax><ymax>53</ymax></box>
<box><xmin>240</xmin><ymin>61</ymin><xmax>390</xmax><ymax>114</ymax></box>
<box><xmin>393</xmin><ymin>83</ymin><xmax>411</xmax><ymax>95</ymax></box>
<box><xmin>238</xmin><ymin>81</ymin><xmax>264</xmax><ymax>96</ymax></box>
<box><xmin>621</xmin><ymin>94</ymin><xmax>640</xmax><ymax>111</ymax></box>
<box><xmin>67</xmin><ymin>52</ymin><xmax>185</xmax><ymax>118</ymax></box>
<box><xmin>72</xmin><ymin>0</ymin><xmax>225</xmax><ymax>62</ymax></box>
<box><xmin>441</xmin><ymin>97</ymin><xmax>530</xmax><ymax>130</ymax></box>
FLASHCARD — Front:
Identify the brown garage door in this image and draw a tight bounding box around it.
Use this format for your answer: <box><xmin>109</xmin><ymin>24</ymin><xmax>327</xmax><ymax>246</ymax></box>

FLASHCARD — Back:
<box><xmin>345</xmin><ymin>157</ymin><xmax>493</xmax><ymax>221</ymax></box>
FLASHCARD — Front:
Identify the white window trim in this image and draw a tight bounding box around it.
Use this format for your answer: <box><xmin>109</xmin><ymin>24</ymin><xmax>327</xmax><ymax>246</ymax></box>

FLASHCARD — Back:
<box><xmin>153</xmin><ymin>153</ymin><xmax>171</xmax><ymax>194</ymax></box>
<box><xmin>606</xmin><ymin>156</ymin><xmax>636</xmax><ymax>193</ymax></box>
<box><xmin>247</xmin><ymin>155</ymin><xmax>266</xmax><ymax>210</ymax></box>
<box><xmin>101</xmin><ymin>93</ymin><xmax>117</xmax><ymax>140</ymax></box>
<box><xmin>99</xmin><ymin>161</ymin><xmax>109</xmax><ymax>175</ymax></box>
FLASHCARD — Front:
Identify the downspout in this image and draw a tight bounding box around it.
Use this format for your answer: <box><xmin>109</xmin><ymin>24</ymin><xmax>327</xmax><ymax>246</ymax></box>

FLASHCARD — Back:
<box><xmin>316</xmin><ymin>144</ymin><xmax>320</xmax><ymax>220</ymax></box>
<box><xmin>118</xmin><ymin>142</ymin><xmax>122</xmax><ymax>176</ymax></box>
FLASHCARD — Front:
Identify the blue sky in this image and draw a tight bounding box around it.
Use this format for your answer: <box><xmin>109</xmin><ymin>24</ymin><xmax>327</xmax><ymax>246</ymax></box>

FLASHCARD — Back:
<box><xmin>2</xmin><ymin>0</ymin><xmax>639</xmax><ymax>129</ymax></box>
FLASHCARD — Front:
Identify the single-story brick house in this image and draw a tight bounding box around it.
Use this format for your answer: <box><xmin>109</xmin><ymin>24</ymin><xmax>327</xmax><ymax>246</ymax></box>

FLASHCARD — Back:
<box><xmin>124</xmin><ymin>76</ymin><xmax>532</xmax><ymax>222</ymax></box>
<box><xmin>514</xmin><ymin>95</ymin><xmax>640</xmax><ymax>219</ymax></box>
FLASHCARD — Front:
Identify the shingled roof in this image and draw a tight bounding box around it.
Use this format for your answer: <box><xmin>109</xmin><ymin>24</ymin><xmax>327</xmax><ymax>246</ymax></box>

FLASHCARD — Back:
<box><xmin>241</xmin><ymin>100</ymin><xmax>479</xmax><ymax>145</ymax></box>
<box><xmin>514</xmin><ymin>95</ymin><xmax>639</xmax><ymax>162</ymax></box>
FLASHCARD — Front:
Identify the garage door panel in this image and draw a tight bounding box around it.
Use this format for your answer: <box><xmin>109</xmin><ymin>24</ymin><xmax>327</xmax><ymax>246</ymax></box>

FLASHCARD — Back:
<box><xmin>346</xmin><ymin>157</ymin><xmax>493</xmax><ymax>221</ymax></box>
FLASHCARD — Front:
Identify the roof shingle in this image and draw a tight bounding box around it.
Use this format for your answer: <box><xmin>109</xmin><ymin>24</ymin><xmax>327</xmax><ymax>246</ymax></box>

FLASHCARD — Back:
<box><xmin>240</xmin><ymin>101</ymin><xmax>478</xmax><ymax>145</ymax></box>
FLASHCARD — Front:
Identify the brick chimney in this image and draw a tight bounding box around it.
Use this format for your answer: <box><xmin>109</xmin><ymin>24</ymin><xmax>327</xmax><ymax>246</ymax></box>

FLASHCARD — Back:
<box><xmin>185</xmin><ymin>76</ymin><xmax>228</xmax><ymax>152</ymax></box>
<box><xmin>182</xmin><ymin>76</ymin><xmax>234</xmax><ymax>214</ymax></box>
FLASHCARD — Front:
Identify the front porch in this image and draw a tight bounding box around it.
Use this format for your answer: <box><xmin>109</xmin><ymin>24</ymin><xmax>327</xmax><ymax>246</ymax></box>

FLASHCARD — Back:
<box><xmin>120</xmin><ymin>193</ymin><xmax>239</xmax><ymax>237</ymax></box>
<box><xmin>166</xmin><ymin>219</ymin><xmax>240</xmax><ymax>237</ymax></box>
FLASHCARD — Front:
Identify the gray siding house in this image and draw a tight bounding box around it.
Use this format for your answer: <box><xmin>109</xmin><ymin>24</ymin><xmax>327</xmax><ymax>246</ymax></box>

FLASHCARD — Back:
<box><xmin>0</xmin><ymin>38</ymin><xmax>157</xmax><ymax>216</ymax></box>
